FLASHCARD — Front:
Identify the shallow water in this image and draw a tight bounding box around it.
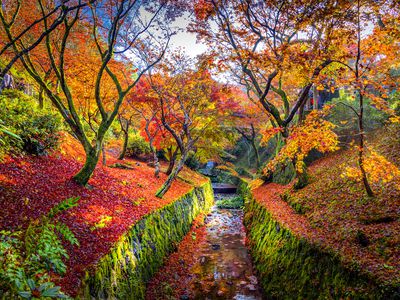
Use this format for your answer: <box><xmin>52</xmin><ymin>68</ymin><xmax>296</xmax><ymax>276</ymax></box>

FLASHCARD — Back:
<box><xmin>189</xmin><ymin>194</ymin><xmax>263</xmax><ymax>300</ymax></box>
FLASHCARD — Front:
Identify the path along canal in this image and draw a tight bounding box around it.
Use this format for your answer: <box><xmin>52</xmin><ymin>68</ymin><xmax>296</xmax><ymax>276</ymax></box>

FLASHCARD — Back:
<box><xmin>146</xmin><ymin>192</ymin><xmax>264</xmax><ymax>300</ymax></box>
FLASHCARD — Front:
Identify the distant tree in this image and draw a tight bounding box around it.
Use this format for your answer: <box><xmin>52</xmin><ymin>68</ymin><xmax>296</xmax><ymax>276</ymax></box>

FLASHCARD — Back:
<box><xmin>149</xmin><ymin>54</ymin><xmax>235</xmax><ymax>197</ymax></box>
<box><xmin>234</xmin><ymin>95</ymin><xmax>267</xmax><ymax>170</ymax></box>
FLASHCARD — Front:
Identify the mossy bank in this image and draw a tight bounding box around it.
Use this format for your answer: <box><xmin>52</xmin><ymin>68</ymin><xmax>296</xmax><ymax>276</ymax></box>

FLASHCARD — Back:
<box><xmin>78</xmin><ymin>181</ymin><xmax>214</xmax><ymax>299</ymax></box>
<box><xmin>240</xmin><ymin>181</ymin><xmax>399</xmax><ymax>299</ymax></box>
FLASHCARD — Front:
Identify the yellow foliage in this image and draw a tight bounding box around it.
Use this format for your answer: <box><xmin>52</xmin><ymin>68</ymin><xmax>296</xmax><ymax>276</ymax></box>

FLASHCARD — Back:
<box><xmin>260</xmin><ymin>127</ymin><xmax>283</xmax><ymax>145</ymax></box>
<box><xmin>342</xmin><ymin>149</ymin><xmax>400</xmax><ymax>186</ymax></box>
<box><xmin>265</xmin><ymin>106</ymin><xmax>339</xmax><ymax>174</ymax></box>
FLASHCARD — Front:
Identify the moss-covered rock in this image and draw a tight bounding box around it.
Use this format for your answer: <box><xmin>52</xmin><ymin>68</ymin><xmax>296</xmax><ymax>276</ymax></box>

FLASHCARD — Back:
<box><xmin>240</xmin><ymin>181</ymin><xmax>399</xmax><ymax>300</ymax></box>
<box><xmin>78</xmin><ymin>181</ymin><xmax>214</xmax><ymax>299</ymax></box>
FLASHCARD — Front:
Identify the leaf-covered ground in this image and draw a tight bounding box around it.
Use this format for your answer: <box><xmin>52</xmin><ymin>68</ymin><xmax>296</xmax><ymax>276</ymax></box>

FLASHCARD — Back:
<box><xmin>252</xmin><ymin>126</ymin><xmax>400</xmax><ymax>287</ymax></box>
<box><xmin>145</xmin><ymin>213</ymin><xmax>208</xmax><ymax>299</ymax></box>
<box><xmin>0</xmin><ymin>133</ymin><xmax>208</xmax><ymax>296</ymax></box>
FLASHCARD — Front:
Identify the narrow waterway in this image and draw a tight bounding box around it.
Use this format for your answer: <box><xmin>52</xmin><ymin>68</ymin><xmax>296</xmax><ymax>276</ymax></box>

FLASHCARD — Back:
<box><xmin>189</xmin><ymin>193</ymin><xmax>263</xmax><ymax>300</ymax></box>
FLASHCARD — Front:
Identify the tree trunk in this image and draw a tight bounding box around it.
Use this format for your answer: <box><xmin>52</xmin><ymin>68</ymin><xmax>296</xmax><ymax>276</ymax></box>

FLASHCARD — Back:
<box><xmin>293</xmin><ymin>157</ymin><xmax>309</xmax><ymax>189</ymax></box>
<box><xmin>73</xmin><ymin>146</ymin><xmax>100</xmax><ymax>185</ymax></box>
<box><xmin>251</xmin><ymin>138</ymin><xmax>260</xmax><ymax>170</ymax></box>
<box><xmin>118</xmin><ymin>129</ymin><xmax>129</xmax><ymax>160</ymax></box>
<box><xmin>294</xmin><ymin>166</ymin><xmax>309</xmax><ymax>189</ymax></box>
<box><xmin>153</xmin><ymin>151</ymin><xmax>160</xmax><ymax>178</ymax></box>
<box><xmin>156</xmin><ymin>151</ymin><xmax>187</xmax><ymax>198</ymax></box>
<box><xmin>166</xmin><ymin>147</ymin><xmax>178</xmax><ymax>175</ymax></box>
<box><xmin>102</xmin><ymin>144</ymin><xmax>106</xmax><ymax>166</ymax></box>
<box><xmin>313</xmin><ymin>85</ymin><xmax>319</xmax><ymax>110</ymax></box>
<box><xmin>38</xmin><ymin>86</ymin><xmax>44</xmax><ymax>109</ymax></box>
<box><xmin>358</xmin><ymin>93</ymin><xmax>374</xmax><ymax>197</ymax></box>
<box><xmin>298</xmin><ymin>100</ymin><xmax>306</xmax><ymax>124</ymax></box>
<box><xmin>148</xmin><ymin>139</ymin><xmax>160</xmax><ymax>178</ymax></box>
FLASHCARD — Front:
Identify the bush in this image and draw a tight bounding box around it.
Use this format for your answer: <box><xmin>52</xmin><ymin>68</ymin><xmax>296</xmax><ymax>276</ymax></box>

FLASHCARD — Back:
<box><xmin>126</xmin><ymin>133</ymin><xmax>151</xmax><ymax>159</ymax></box>
<box><xmin>0</xmin><ymin>90</ymin><xmax>61</xmax><ymax>156</ymax></box>
<box><xmin>184</xmin><ymin>151</ymin><xmax>201</xmax><ymax>170</ymax></box>
<box><xmin>216</xmin><ymin>195</ymin><xmax>244</xmax><ymax>209</ymax></box>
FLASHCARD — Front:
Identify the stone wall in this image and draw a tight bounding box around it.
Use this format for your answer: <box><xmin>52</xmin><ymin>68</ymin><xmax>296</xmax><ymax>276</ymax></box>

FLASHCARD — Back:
<box><xmin>239</xmin><ymin>180</ymin><xmax>398</xmax><ymax>299</ymax></box>
<box><xmin>79</xmin><ymin>181</ymin><xmax>214</xmax><ymax>299</ymax></box>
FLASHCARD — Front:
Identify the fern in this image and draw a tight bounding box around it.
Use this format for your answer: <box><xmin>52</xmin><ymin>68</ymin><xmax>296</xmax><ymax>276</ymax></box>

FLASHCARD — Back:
<box><xmin>47</xmin><ymin>197</ymin><xmax>79</xmax><ymax>219</ymax></box>
<box><xmin>1</xmin><ymin>198</ymin><xmax>80</xmax><ymax>298</ymax></box>
<box><xmin>55</xmin><ymin>222</ymin><xmax>79</xmax><ymax>246</ymax></box>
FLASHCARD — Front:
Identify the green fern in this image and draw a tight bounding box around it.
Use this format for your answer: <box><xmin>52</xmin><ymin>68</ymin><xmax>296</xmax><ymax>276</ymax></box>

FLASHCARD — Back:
<box><xmin>1</xmin><ymin>198</ymin><xmax>80</xmax><ymax>298</ymax></box>
<box><xmin>55</xmin><ymin>222</ymin><xmax>79</xmax><ymax>246</ymax></box>
<box><xmin>47</xmin><ymin>197</ymin><xmax>79</xmax><ymax>219</ymax></box>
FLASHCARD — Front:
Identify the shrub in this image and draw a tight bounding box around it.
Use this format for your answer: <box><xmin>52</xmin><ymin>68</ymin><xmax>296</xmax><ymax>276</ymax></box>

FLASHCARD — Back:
<box><xmin>0</xmin><ymin>90</ymin><xmax>61</xmax><ymax>156</ymax></box>
<box><xmin>216</xmin><ymin>195</ymin><xmax>244</xmax><ymax>209</ymax></box>
<box><xmin>185</xmin><ymin>151</ymin><xmax>201</xmax><ymax>170</ymax></box>
<box><xmin>126</xmin><ymin>133</ymin><xmax>151</xmax><ymax>159</ymax></box>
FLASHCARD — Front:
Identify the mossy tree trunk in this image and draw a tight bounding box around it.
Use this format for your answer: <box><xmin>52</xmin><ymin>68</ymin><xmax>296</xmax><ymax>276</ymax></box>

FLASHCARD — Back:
<box><xmin>166</xmin><ymin>147</ymin><xmax>178</xmax><ymax>175</ymax></box>
<box><xmin>102</xmin><ymin>143</ymin><xmax>106</xmax><ymax>166</ymax></box>
<box><xmin>118</xmin><ymin>116</ymin><xmax>130</xmax><ymax>160</ymax></box>
<box><xmin>73</xmin><ymin>145</ymin><xmax>101</xmax><ymax>185</ymax></box>
<box><xmin>156</xmin><ymin>151</ymin><xmax>188</xmax><ymax>198</ymax></box>
<box><xmin>118</xmin><ymin>130</ymin><xmax>129</xmax><ymax>160</ymax></box>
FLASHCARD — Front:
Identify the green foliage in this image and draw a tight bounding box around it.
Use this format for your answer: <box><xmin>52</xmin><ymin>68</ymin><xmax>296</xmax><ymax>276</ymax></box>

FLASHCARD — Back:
<box><xmin>0</xmin><ymin>198</ymin><xmax>79</xmax><ymax>299</ymax></box>
<box><xmin>0</xmin><ymin>119</ymin><xmax>21</xmax><ymax>145</ymax></box>
<box><xmin>184</xmin><ymin>151</ymin><xmax>201</xmax><ymax>170</ymax></box>
<box><xmin>126</xmin><ymin>133</ymin><xmax>151</xmax><ymax>158</ymax></box>
<box><xmin>0</xmin><ymin>90</ymin><xmax>61</xmax><ymax>157</ymax></box>
<box><xmin>47</xmin><ymin>197</ymin><xmax>79</xmax><ymax>219</ymax></box>
<box><xmin>216</xmin><ymin>195</ymin><xmax>243</xmax><ymax>209</ymax></box>
<box><xmin>327</xmin><ymin>95</ymin><xmax>388</xmax><ymax>141</ymax></box>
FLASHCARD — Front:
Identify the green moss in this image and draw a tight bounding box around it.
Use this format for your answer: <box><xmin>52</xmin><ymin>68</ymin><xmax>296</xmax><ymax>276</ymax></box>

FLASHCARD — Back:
<box><xmin>78</xmin><ymin>181</ymin><xmax>214</xmax><ymax>300</ymax></box>
<box><xmin>240</xmin><ymin>180</ymin><xmax>400</xmax><ymax>300</ymax></box>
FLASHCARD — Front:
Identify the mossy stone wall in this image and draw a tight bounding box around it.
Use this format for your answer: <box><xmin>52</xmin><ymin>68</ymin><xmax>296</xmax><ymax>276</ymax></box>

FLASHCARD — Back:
<box><xmin>240</xmin><ymin>180</ymin><xmax>399</xmax><ymax>299</ymax></box>
<box><xmin>78</xmin><ymin>181</ymin><xmax>214</xmax><ymax>299</ymax></box>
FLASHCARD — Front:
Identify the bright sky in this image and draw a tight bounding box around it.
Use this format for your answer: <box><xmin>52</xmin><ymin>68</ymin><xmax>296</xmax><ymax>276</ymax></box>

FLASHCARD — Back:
<box><xmin>169</xmin><ymin>15</ymin><xmax>208</xmax><ymax>57</ymax></box>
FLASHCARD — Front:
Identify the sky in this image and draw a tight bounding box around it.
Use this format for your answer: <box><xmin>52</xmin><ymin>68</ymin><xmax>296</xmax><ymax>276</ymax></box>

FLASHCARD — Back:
<box><xmin>169</xmin><ymin>15</ymin><xmax>208</xmax><ymax>57</ymax></box>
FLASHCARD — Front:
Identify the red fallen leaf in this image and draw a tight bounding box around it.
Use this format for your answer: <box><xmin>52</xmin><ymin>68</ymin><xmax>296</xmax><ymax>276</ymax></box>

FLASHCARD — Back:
<box><xmin>0</xmin><ymin>138</ymin><xmax>208</xmax><ymax>296</ymax></box>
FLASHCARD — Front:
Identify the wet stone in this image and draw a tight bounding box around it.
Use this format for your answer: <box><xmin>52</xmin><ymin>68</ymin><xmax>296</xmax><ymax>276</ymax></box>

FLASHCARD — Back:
<box><xmin>211</xmin><ymin>244</ymin><xmax>221</xmax><ymax>250</ymax></box>
<box><xmin>188</xmin><ymin>193</ymin><xmax>263</xmax><ymax>299</ymax></box>
<box><xmin>199</xmin><ymin>256</ymin><xmax>208</xmax><ymax>265</ymax></box>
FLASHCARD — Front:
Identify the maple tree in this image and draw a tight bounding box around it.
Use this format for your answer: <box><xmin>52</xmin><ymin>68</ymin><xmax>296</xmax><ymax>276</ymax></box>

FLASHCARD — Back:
<box><xmin>190</xmin><ymin>0</ymin><xmax>355</xmax><ymax>132</ymax></box>
<box><xmin>0</xmin><ymin>0</ymin><xmax>95</xmax><ymax>78</ymax></box>
<box><xmin>148</xmin><ymin>54</ymin><xmax>236</xmax><ymax>197</ymax></box>
<box><xmin>327</xmin><ymin>0</ymin><xmax>400</xmax><ymax>196</ymax></box>
<box><xmin>232</xmin><ymin>89</ymin><xmax>267</xmax><ymax>170</ymax></box>
<box><xmin>0</xmin><ymin>0</ymin><xmax>179</xmax><ymax>185</ymax></box>
<box><xmin>264</xmin><ymin>106</ymin><xmax>339</xmax><ymax>188</ymax></box>
<box><xmin>190</xmin><ymin>0</ymin><xmax>358</xmax><ymax>185</ymax></box>
<box><xmin>121</xmin><ymin>78</ymin><xmax>164</xmax><ymax>177</ymax></box>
